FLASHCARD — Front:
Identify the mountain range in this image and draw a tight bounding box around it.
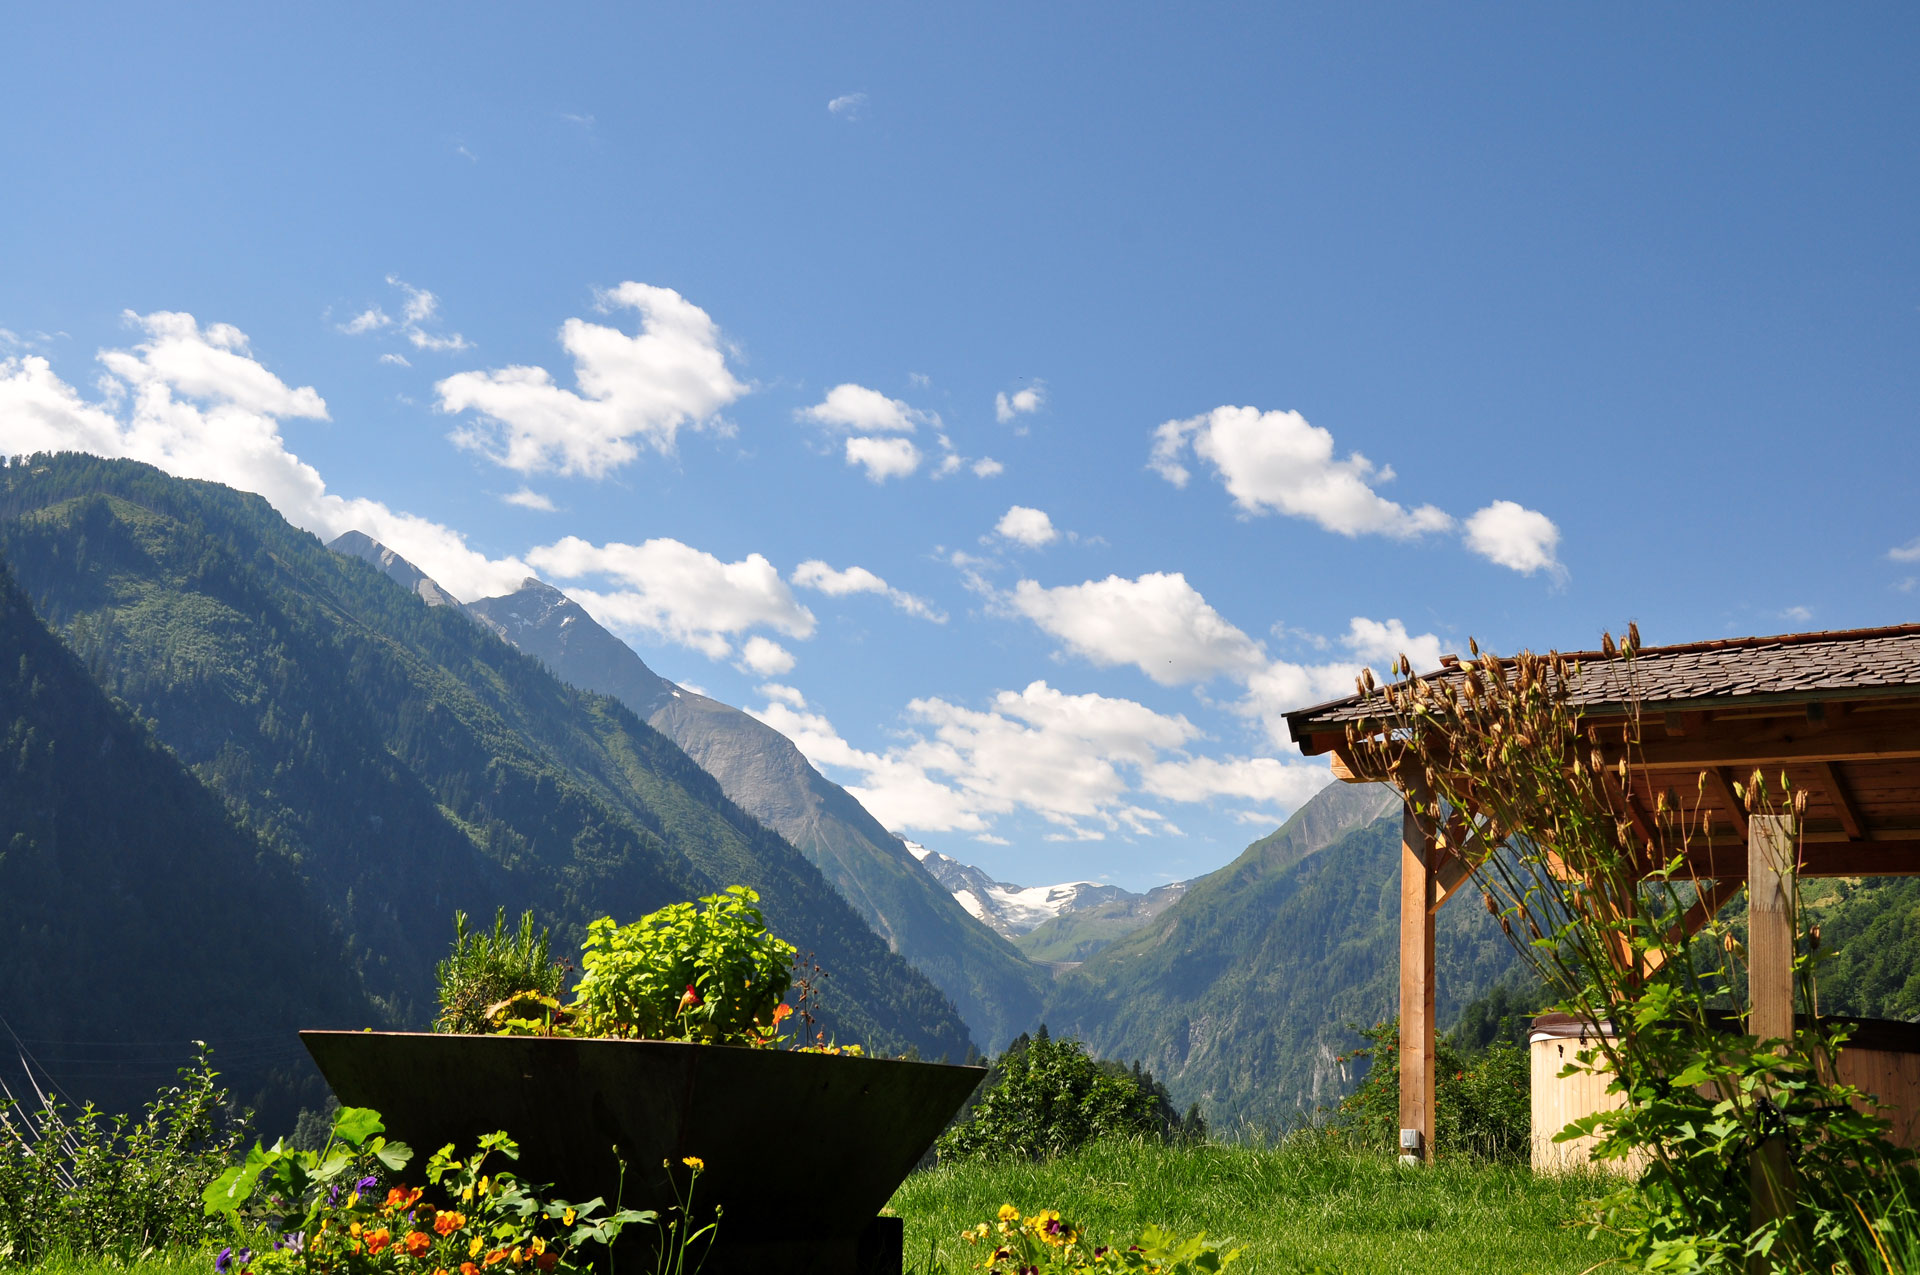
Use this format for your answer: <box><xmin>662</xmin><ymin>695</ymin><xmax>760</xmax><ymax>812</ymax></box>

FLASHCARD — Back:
<box><xmin>0</xmin><ymin>454</ymin><xmax>976</xmax><ymax>1127</ymax></box>
<box><xmin>0</xmin><ymin>452</ymin><xmax>1660</xmax><ymax>1136</ymax></box>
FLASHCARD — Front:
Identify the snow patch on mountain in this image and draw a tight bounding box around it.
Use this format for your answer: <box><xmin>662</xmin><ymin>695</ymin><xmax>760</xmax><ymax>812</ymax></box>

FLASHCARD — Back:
<box><xmin>903</xmin><ymin>840</ymin><xmax>1169</xmax><ymax>940</ymax></box>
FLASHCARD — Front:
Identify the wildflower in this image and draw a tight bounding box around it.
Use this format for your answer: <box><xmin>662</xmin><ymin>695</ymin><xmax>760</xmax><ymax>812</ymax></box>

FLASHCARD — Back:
<box><xmin>351</xmin><ymin>1223</ymin><xmax>364</xmax><ymax>1238</ymax></box>
<box><xmin>771</xmin><ymin>1003</ymin><xmax>793</xmax><ymax>1024</ymax></box>
<box><xmin>274</xmin><ymin>1232</ymin><xmax>305</xmax><ymax>1252</ymax></box>
<box><xmin>358</xmin><ymin>1174</ymin><xmax>381</xmax><ymax>1194</ymax></box>
<box><xmin>435</xmin><ymin>1211</ymin><xmax>467</xmax><ymax>1236</ymax></box>
<box><xmin>215</xmin><ymin>1246</ymin><xmax>252</xmax><ymax>1274</ymax></box>
<box><xmin>388</xmin><ymin>1185</ymin><xmax>424</xmax><ymax>1212</ymax></box>
<box><xmin>681</xmin><ymin>1156</ymin><xmax>705</xmax><ymax>1172</ymax></box>
<box><xmin>561</xmin><ymin>1208</ymin><xmax>575</xmax><ymax>1227</ymax></box>
<box><xmin>534</xmin><ymin>1253</ymin><xmax>558</xmax><ymax>1272</ymax></box>
<box><xmin>365</xmin><ymin>1229</ymin><xmax>393</xmax><ymax>1256</ymax></box>
<box><xmin>998</xmin><ymin>1204</ymin><xmax>1020</xmax><ymax>1222</ymax></box>
<box><xmin>678</xmin><ymin>984</ymin><xmax>702</xmax><ymax>1012</ymax></box>
<box><xmin>470</xmin><ymin>1238</ymin><xmax>486</xmax><ymax>1259</ymax></box>
<box><xmin>461</xmin><ymin>1265</ymin><xmax>481</xmax><ymax>1275</ymax></box>
<box><xmin>478</xmin><ymin>1175</ymin><xmax>492</xmax><ymax>1196</ymax></box>
<box><xmin>405</xmin><ymin>1231</ymin><xmax>433</xmax><ymax>1258</ymax></box>
<box><xmin>483</xmin><ymin>1249</ymin><xmax>512</xmax><ymax>1267</ymax></box>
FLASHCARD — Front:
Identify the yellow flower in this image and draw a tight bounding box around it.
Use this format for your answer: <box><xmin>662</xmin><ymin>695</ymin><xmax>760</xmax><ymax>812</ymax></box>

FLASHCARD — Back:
<box><xmin>681</xmin><ymin>1156</ymin><xmax>705</xmax><ymax>1173</ymax></box>
<box><xmin>461</xmin><ymin>1185</ymin><xmax>474</xmax><ymax>1203</ymax></box>
<box><xmin>478</xmin><ymin>1176</ymin><xmax>492</xmax><ymax>1196</ymax></box>
<box><xmin>469</xmin><ymin>1238</ymin><xmax>486</xmax><ymax>1259</ymax></box>
<box><xmin>530</xmin><ymin>1239</ymin><xmax>545</xmax><ymax>1256</ymax></box>
<box><xmin>561</xmin><ymin>1209</ymin><xmax>575</xmax><ymax>1227</ymax></box>
<box><xmin>997</xmin><ymin>1204</ymin><xmax>1020</xmax><ymax>1222</ymax></box>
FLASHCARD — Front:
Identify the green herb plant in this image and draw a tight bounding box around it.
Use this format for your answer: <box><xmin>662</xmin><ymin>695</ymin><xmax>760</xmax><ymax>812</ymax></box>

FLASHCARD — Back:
<box><xmin>569</xmin><ymin>887</ymin><xmax>796</xmax><ymax>1046</ymax></box>
<box><xmin>434</xmin><ymin>909</ymin><xmax>570</xmax><ymax>1035</ymax></box>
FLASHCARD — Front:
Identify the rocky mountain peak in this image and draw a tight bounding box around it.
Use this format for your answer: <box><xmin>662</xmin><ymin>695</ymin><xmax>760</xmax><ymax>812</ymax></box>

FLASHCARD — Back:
<box><xmin>328</xmin><ymin>531</ymin><xmax>462</xmax><ymax>608</ymax></box>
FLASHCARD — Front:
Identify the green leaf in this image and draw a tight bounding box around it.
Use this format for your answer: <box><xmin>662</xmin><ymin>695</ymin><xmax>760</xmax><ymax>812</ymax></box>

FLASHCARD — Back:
<box><xmin>332</xmin><ymin>1106</ymin><xmax>385</xmax><ymax>1147</ymax></box>
<box><xmin>373</xmin><ymin>1138</ymin><xmax>413</xmax><ymax>1171</ymax></box>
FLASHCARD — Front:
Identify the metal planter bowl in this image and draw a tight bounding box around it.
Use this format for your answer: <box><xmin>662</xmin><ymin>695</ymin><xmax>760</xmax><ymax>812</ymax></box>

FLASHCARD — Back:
<box><xmin>301</xmin><ymin>1031</ymin><xmax>981</xmax><ymax>1275</ymax></box>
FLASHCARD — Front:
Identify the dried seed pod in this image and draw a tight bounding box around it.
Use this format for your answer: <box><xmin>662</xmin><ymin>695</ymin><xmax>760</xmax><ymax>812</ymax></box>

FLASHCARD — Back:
<box><xmin>1482</xmin><ymin>891</ymin><xmax>1498</xmax><ymax>917</ymax></box>
<box><xmin>1601</xmin><ymin>631</ymin><xmax>1616</xmax><ymax>658</ymax></box>
<box><xmin>1793</xmin><ymin>788</ymin><xmax>1809</xmax><ymax>816</ymax></box>
<box><xmin>1627</xmin><ymin>621</ymin><xmax>1641</xmax><ymax>651</ymax></box>
<box><xmin>1808</xmin><ymin>925</ymin><xmax>1821</xmax><ymax>951</ymax></box>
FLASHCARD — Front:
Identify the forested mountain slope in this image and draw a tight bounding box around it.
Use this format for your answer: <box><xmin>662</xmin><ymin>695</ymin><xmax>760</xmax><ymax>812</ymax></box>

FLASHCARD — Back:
<box><xmin>465</xmin><ymin>576</ymin><xmax>1045</xmax><ymax>1050</ymax></box>
<box><xmin>1041</xmin><ymin>782</ymin><xmax>1520</xmax><ymax>1129</ymax></box>
<box><xmin>0</xmin><ymin>553</ymin><xmax>379</xmax><ymax>1128</ymax></box>
<box><xmin>0</xmin><ymin>454</ymin><xmax>973</xmax><ymax>1063</ymax></box>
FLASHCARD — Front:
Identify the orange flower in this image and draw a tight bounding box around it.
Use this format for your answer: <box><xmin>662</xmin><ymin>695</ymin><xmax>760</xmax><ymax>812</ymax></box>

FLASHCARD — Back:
<box><xmin>434</xmin><ymin>1211</ymin><xmax>467</xmax><ymax>1237</ymax></box>
<box><xmin>461</xmin><ymin>1264</ymin><xmax>481</xmax><ymax>1275</ymax></box>
<box><xmin>365</xmin><ymin>1229</ymin><xmax>393</xmax><ymax>1256</ymax></box>
<box><xmin>678</xmin><ymin>984</ymin><xmax>702</xmax><ymax>1012</ymax></box>
<box><xmin>770</xmin><ymin>1002</ymin><xmax>793</xmax><ymax>1024</ymax></box>
<box><xmin>386</xmin><ymin>1186</ymin><xmax>423</xmax><ymax>1212</ymax></box>
<box><xmin>404</xmin><ymin>1232</ymin><xmax>433</xmax><ymax>1258</ymax></box>
<box><xmin>482</xmin><ymin>1249</ymin><xmax>512</xmax><ymax>1268</ymax></box>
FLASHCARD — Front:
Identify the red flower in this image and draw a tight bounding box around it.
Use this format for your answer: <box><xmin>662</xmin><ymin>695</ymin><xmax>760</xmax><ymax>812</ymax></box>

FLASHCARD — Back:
<box><xmin>678</xmin><ymin>984</ymin><xmax>702</xmax><ymax>1011</ymax></box>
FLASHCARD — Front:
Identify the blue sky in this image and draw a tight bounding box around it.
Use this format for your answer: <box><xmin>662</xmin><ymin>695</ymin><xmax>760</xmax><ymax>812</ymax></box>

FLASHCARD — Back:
<box><xmin>3</xmin><ymin>5</ymin><xmax>1916</xmax><ymax>889</ymax></box>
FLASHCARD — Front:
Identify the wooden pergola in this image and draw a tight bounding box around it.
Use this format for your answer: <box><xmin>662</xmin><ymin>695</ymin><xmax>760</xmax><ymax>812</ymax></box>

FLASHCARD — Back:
<box><xmin>1284</xmin><ymin>622</ymin><xmax>1920</xmax><ymax>1164</ymax></box>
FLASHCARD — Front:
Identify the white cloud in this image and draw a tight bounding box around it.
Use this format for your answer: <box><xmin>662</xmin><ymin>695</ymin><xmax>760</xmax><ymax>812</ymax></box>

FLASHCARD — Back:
<box><xmin>973</xmin><ymin>457</ymin><xmax>1004</xmax><ymax>478</ymax></box>
<box><xmin>751</xmin><ymin>679</ymin><xmax>1201</xmax><ymax>839</ymax></box>
<box><xmin>798</xmin><ymin>383</ymin><xmax>927</xmax><ymax>433</ymax></box>
<box><xmin>378</xmin><ymin>352</ymin><xmax>411</xmax><ymax>367</ymax></box>
<box><xmin>525</xmin><ymin>534</ymin><xmax>815</xmax><ymax>660</ymax></box>
<box><xmin>1151</xmin><ymin>405</ymin><xmax>1453</xmax><ymax>538</ymax></box>
<box><xmin>759</xmin><ymin>682</ymin><xmax>807</xmax><ymax>708</ymax></box>
<box><xmin>995</xmin><ymin>381</ymin><xmax>1045</xmax><ymax>424</ymax></box>
<box><xmin>1890</xmin><ymin>538</ymin><xmax>1920</xmax><ymax>563</ymax></box>
<box><xmin>383</xmin><ymin>276</ymin><xmax>470</xmax><ymax>352</ymax></box>
<box><xmin>844</xmin><ymin>434</ymin><xmax>921</xmax><ymax>482</ymax></box>
<box><xmin>1463</xmin><ymin>500</ymin><xmax>1566</xmax><ymax>580</ymax></box>
<box><xmin>827</xmin><ymin>92</ymin><xmax>868</xmax><ymax>120</ymax></box>
<box><xmin>1236</xmin><ymin>617</ymin><xmax>1444</xmax><ymax>748</ymax></box>
<box><xmin>502</xmin><ymin>487</ymin><xmax>556</xmax><ymax>512</ymax></box>
<box><xmin>0</xmin><ymin>312</ymin><xmax>530</xmax><ymax>601</ymax></box>
<box><xmin>1780</xmin><ymin>605</ymin><xmax>1813</xmax><ymax>624</ymax></box>
<box><xmin>736</xmin><ymin>636</ymin><xmax>796</xmax><ymax>676</ymax></box>
<box><xmin>339</xmin><ymin>307</ymin><xmax>391</xmax><ymax>335</ymax></box>
<box><xmin>438</xmin><ymin>282</ymin><xmax>746</xmax><ymax>477</ymax></box>
<box><xmin>1152</xmin><ymin>404</ymin><xmax>1567</xmax><ymax>577</ymax></box>
<box><xmin>1009</xmin><ymin>571</ymin><xmax>1267</xmax><ymax>685</ymax></box>
<box><xmin>1140</xmin><ymin>754</ymin><xmax>1333</xmax><ymax>808</ymax></box>
<box><xmin>791</xmin><ymin>559</ymin><xmax>944</xmax><ymax>621</ymax></box>
<box><xmin>995</xmin><ymin>505</ymin><xmax>1058</xmax><ymax>548</ymax></box>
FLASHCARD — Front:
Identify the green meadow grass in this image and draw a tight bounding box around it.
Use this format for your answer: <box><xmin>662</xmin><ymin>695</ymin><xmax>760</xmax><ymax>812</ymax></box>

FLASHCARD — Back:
<box><xmin>889</xmin><ymin>1138</ymin><xmax>1618</xmax><ymax>1275</ymax></box>
<box><xmin>3</xmin><ymin>1141</ymin><xmax>1615</xmax><ymax>1275</ymax></box>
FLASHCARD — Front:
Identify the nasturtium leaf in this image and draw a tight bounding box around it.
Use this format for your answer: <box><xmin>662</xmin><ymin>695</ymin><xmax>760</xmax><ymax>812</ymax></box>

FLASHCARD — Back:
<box><xmin>332</xmin><ymin>1106</ymin><xmax>385</xmax><ymax>1146</ymax></box>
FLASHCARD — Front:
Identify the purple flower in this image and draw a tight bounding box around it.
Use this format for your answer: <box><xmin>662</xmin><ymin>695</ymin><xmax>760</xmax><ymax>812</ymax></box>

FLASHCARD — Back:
<box><xmin>215</xmin><ymin>1248</ymin><xmax>252</xmax><ymax>1274</ymax></box>
<box><xmin>327</xmin><ymin>1184</ymin><xmax>342</xmax><ymax>1206</ymax></box>
<box><xmin>356</xmin><ymin>1173</ymin><xmax>379</xmax><ymax>1194</ymax></box>
<box><xmin>275</xmin><ymin>1233</ymin><xmax>305</xmax><ymax>1252</ymax></box>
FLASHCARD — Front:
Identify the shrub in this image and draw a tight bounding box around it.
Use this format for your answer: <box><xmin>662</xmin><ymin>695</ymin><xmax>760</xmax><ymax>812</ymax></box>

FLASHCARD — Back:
<box><xmin>937</xmin><ymin>1028</ymin><xmax>1161</xmax><ymax>1162</ymax></box>
<box><xmin>0</xmin><ymin>1046</ymin><xmax>246</xmax><ymax>1264</ymax></box>
<box><xmin>1335</xmin><ymin>1018</ymin><xmax>1530</xmax><ymax>1161</ymax></box>
<box><xmin>433</xmin><ymin>908</ymin><xmax>569</xmax><ymax>1034</ymax></box>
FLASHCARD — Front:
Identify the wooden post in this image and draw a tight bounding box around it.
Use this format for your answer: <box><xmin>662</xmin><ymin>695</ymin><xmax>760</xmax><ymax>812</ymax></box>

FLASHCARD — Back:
<box><xmin>1399</xmin><ymin>796</ymin><xmax>1437</xmax><ymax>1164</ymax></box>
<box><xmin>1749</xmin><ymin>813</ymin><xmax>1796</xmax><ymax>1255</ymax></box>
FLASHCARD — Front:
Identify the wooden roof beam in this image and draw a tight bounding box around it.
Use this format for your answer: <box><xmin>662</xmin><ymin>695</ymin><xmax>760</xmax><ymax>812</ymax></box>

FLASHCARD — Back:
<box><xmin>1813</xmin><ymin>761</ymin><xmax>1865</xmax><ymax>841</ymax></box>
<box><xmin>1704</xmin><ymin>767</ymin><xmax>1750</xmax><ymax>843</ymax></box>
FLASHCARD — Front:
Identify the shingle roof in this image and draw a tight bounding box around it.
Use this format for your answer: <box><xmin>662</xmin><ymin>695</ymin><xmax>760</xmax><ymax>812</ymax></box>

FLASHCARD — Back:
<box><xmin>1285</xmin><ymin>622</ymin><xmax>1920</xmax><ymax>741</ymax></box>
